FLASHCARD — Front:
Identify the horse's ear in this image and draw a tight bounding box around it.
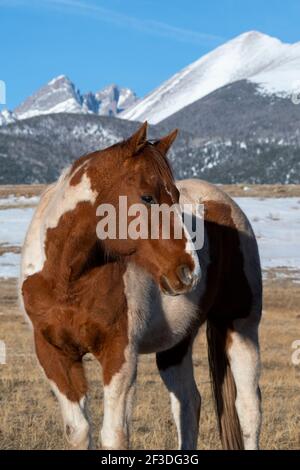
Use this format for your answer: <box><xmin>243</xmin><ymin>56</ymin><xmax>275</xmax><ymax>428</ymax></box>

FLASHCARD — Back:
<box><xmin>154</xmin><ymin>129</ymin><xmax>178</xmax><ymax>156</ymax></box>
<box><xmin>127</xmin><ymin>121</ymin><xmax>148</xmax><ymax>155</ymax></box>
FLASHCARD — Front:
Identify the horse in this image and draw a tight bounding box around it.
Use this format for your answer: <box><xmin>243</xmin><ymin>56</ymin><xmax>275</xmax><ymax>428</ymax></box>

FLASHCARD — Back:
<box><xmin>20</xmin><ymin>122</ymin><xmax>262</xmax><ymax>450</ymax></box>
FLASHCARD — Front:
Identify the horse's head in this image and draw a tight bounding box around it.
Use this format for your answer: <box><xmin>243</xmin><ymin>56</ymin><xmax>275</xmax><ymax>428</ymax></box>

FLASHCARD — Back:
<box><xmin>94</xmin><ymin>122</ymin><xmax>201</xmax><ymax>295</ymax></box>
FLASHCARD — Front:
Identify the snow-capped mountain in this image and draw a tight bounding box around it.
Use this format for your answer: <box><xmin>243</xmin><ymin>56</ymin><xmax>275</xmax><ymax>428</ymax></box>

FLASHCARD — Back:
<box><xmin>94</xmin><ymin>84</ymin><xmax>137</xmax><ymax>115</ymax></box>
<box><xmin>1</xmin><ymin>30</ymin><xmax>300</xmax><ymax>185</ymax></box>
<box><xmin>121</xmin><ymin>31</ymin><xmax>300</xmax><ymax>123</ymax></box>
<box><xmin>9</xmin><ymin>75</ymin><xmax>137</xmax><ymax>122</ymax></box>
<box><xmin>14</xmin><ymin>75</ymin><xmax>83</xmax><ymax>119</ymax></box>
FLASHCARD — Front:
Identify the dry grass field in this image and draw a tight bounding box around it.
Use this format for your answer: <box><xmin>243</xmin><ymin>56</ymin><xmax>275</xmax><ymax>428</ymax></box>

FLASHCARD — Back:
<box><xmin>0</xmin><ymin>277</ymin><xmax>299</xmax><ymax>450</ymax></box>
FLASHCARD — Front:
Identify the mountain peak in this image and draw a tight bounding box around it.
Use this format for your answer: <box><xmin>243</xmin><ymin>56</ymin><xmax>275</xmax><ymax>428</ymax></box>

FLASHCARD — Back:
<box><xmin>229</xmin><ymin>30</ymin><xmax>284</xmax><ymax>48</ymax></box>
<box><xmin>95</xmin><ymin>83</ymin><xmax>137</xmax><ymax>116</ymax></box>
<box><xmin>14</xmin><ymin>75</ymin><xmax>81</xmax><ymax>120</ymax></box>
<box><xmin>99</xmin><ymin>83</ymin><xmax>118</xmax><ymax>91</ymax></box>
<box><xmin>237</xmin><ymin>30</ymin><xmax>273</xmax><ymax>40</ymax></box>
<box><xmin>121</xmin><ymin>31</ymin><xmax>298</xmax><ymax>123</ymax></box>
<box><xmin>47</xmin><ymin>75</ymin><xmax>72</xmax><ymax>86</ymax></box>
<box><xmin>10</xmin><ymin>77</ymin><xmax>137</xmax><ymax>122</ymax></box>
<box><xmin>0</xmin><ymin>109</ymin><xmax>17</xmax><ymax>126</ymax></box>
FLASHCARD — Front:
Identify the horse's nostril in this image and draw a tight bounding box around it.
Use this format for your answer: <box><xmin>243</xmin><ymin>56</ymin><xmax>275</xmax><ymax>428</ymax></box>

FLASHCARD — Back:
<box><xmin>176</xmin><ymin>264</ymin><xmax>193</xmax><ymax>286</ymax></box>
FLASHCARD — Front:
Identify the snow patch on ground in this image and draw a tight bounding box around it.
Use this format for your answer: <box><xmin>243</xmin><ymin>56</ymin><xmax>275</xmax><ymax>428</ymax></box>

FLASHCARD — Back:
<box><xmin>0</xmin><ymin>195</ymin><xmax>40</xmax><ymax>208</ymax></box>
<box><xmin>0</xmin><ymin>252</ymin><xmax>20</xmax><ymax>278</ymax></box>
<box><xmin>0</xmin><ymin>207</ymin><xmax>35</xmax><ymax>247</ymax></box>
<box><xmin>235</xmin><ymin>197</ymin><xmax>300</xmax><ymax>271</ymax></box>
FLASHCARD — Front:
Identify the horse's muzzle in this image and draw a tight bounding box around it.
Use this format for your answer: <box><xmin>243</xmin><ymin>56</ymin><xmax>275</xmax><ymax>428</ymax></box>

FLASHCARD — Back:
<box><xmin>160</xmin><ymin>264</ymin><xmax>200</xmax><ymax>296</ymax></box>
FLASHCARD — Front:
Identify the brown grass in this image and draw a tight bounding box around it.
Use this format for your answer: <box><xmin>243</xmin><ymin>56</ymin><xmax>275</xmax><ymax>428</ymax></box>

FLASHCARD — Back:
<box><xmin>1</xmin><ymin>183</ymin><xmax>300</xmax><ymax>200</ymax></box>
<box><xmin>0</xmin><ymin>277</ymin><xmax>299</xmax><ymax>450</ymax></box>
<box><xmin>219</xmin><ymin>184</ymin><xmax>300</xmax><ymax>198</ymax></box>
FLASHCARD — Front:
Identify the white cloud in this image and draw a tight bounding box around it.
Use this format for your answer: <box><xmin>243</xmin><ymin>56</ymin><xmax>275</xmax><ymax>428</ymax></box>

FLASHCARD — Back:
<box><xmin>0</xmin><ymin>0</ymin><xmax>223</xmax><ymax>46</ymax></box>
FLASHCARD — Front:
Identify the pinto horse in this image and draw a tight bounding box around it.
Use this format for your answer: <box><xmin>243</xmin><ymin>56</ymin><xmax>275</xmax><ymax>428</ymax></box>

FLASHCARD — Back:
<box><xmin>20</xmin><ymin>123</ymin><xmax>262</xmax><ymax>450</ymax></box>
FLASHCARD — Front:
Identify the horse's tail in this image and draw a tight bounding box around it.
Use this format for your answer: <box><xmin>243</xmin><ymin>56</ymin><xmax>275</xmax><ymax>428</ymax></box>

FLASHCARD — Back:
<box><xmin>206</xmin><ymin>319</ymin><xmax>244</xmax><ymax>450</ymax></box>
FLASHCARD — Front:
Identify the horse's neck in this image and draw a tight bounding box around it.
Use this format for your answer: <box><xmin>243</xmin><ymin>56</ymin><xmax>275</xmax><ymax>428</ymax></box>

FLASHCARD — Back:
<box><xmin>74</xmin><ymin>260</ymin><xmax>153</xmax><ymax>315</ymax></box>
<box><xmin>59</xmin><ymin>261</ymin><xmax>125</xmax><ymax>323</ymax></box>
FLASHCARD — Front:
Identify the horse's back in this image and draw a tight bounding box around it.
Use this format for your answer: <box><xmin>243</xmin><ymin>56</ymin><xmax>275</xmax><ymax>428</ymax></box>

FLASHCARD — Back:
<box><xmin>177</xmin><ymin>178</ymin><xmax>254</xmax><ymax>234</ymax></box>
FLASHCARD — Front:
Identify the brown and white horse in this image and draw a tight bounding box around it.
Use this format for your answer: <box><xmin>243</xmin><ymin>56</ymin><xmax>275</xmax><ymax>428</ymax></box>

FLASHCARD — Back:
<box><xmin>20</xmin><ymin>123</ymin><xmax>262</xmax><ymax>450</ymax></box>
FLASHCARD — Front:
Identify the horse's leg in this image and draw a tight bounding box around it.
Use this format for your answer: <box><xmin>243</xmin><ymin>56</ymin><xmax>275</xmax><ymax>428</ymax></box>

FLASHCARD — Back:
<box><xmin>34</xmin><ymin>331</ymin><xmax>91</xmax><ymax>449</ymax></box>
<box><xmin>156</xmin><ymin>337</ymin><xmax>200</xmax><ymax>450</ymax></box>
<box><xmin>227</xmin><ymin>317</ymin><xmax>262</xmax><ymax>450</ymax></box>
<box><xmin>96</xmin><ymin>344</ymin><xmax>137</xmax><ymax>450</ymax></box>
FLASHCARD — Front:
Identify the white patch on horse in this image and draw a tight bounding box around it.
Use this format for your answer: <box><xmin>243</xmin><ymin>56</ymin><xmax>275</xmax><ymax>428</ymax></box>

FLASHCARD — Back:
<box><xmin>44</xmin><ymin>171</ymin><xmax>97</xmax><ymax>230</ymax></box>
<box><xmin>226</xmin><ymin>323</ymin><xmax>261</xmax><ymax>450</ymax></box>
<box><xmin>21</xmin><ymin>183</ymin><xmax>57</xmax><ymax>283</ymax></box>
<box><xmin>164</xmin><ymin>184</ymin><xmax>201</xmax><ymax>282</ymax></box>
<box><xmin>50</xmin><ymin>381</ymin><xmax>90</xmax><ymax>449</ymax></box>
<box><xmin>21</xmin><ymin>169</ymin><xmax>97</xmax><ymax>281</ymax></box>
<box><xmin>182</xmin><ymin>220</ymin><xmax>201</xmax><ymax>284</ymax></box>
<box><xmin>101</xmin><ymin>354</ymin><xmax>136</xmax><ymax>449</ymax></box>
<box><xmin>170</xmin><ymin>392</ymin><xmax>182</xmax><ymax>447</ymax></box>
<box><xmin>123</xmin><ymin>264</ymin><xmax>201</xmax><ymax>354</ymax></box>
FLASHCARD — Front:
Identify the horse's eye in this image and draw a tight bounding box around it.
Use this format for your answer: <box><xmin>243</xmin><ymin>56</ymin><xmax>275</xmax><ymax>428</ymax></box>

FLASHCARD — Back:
<box><xmin>141</xmin><ymin>195</ymin><xmax>155</xmax><ymax>205</ymax></box>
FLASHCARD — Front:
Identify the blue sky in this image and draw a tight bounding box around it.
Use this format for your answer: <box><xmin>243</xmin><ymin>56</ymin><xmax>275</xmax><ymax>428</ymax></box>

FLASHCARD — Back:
<box><xmin>0</xmin><ymin>0</ymin><xmax>299</xmax><ymax>109</ymax></box>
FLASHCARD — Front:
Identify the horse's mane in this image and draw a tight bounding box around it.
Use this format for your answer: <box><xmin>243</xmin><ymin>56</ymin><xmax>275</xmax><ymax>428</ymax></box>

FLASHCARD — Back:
<box><xmin>137</xmin><ymin>141</ymin><xmax>175</xmax><ymax>185</ymax></box>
